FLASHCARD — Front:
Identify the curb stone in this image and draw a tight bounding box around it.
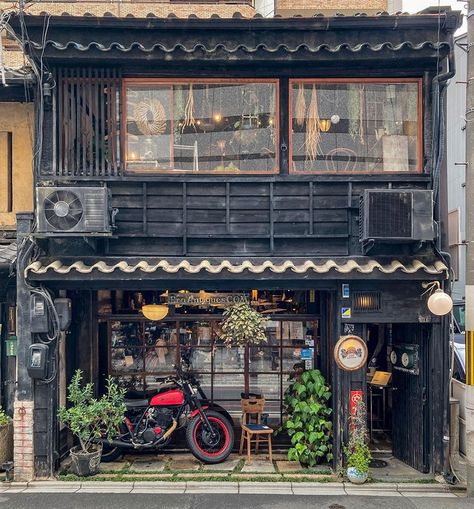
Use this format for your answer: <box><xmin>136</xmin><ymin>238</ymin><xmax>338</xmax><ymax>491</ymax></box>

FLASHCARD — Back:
<box><xmin>132</xmin><ymin>481</ymin><xmax>186</xmax><ymax>493</ymax></box>
<box><xmin>239</xmin><ymin>481</ymin><xmax>293</xmax><ymax>494</ymax></box>
<box><xmin>185</xmin><ymin>481</ymin><xmax>239</xmax><ymax>494</ymax></box>
<box><xmin>291</xmin><ymin>481</ymin><xmax>346</xmax><ymax>496</ymax></box>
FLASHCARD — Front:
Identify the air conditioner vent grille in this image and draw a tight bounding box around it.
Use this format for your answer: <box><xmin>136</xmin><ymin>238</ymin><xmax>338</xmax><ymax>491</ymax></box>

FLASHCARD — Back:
<box><xmin>367</xmin><ymin>191</ymin><xmax>412</xmax><ymax>238</ymax></box>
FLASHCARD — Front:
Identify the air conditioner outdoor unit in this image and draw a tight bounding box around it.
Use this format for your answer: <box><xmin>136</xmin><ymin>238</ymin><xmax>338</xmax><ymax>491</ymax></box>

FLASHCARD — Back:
<box><xmin>36</xmin><ymin>186</ymin><xmax>112</xmax><ymax>235</ymax></box>
<box><xmin>359</xmin><ymin>189</ymin><xmax>434</xmax><ymax>245</ymax></box>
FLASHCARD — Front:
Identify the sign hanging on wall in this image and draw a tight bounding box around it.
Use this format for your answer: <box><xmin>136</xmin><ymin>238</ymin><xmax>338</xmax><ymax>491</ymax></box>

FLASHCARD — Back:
<box><xmin>168</xmin><ymin>292</ymin><xmax>248</xmax><ymax>307</ymax></box>
<box><xmin>350</xmin><ymin>389</ymin><xmax>363</xmax><ymax>416</ymax></box>
<box><xmin>334</xmin><ymin>335</ymin><xmax>368</xmax><ymax>371</ymax></box>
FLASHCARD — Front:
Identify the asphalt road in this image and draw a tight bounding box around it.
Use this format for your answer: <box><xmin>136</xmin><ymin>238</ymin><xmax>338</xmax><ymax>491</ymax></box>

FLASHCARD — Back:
<box><xmin>0</xmin><ymin>494</ymin><xmax>472</xmax><ymax>509</ymax></box>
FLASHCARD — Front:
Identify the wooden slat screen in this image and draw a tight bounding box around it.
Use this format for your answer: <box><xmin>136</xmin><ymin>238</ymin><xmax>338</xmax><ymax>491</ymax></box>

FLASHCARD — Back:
<box><xmin>54</xmin><ymin>68</ymin><xmax>122</xmax><ymax>178</ymax></box>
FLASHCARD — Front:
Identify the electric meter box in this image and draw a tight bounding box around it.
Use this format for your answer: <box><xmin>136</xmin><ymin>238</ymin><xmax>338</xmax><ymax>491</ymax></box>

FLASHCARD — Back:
<box><xmin>30</xmin><ymin>294</ymin><xmax>49</xmax><ymax>333</ymax></box>
<box><xmin>27</xmin><ymin>343</ymin><xmax>49</xmax><ymax>379</ymax></box>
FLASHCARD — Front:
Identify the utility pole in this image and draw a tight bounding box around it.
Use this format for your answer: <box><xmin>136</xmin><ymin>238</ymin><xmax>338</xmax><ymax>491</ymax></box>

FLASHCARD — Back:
<box><xmin>465</xmin><ymin>1</ymin><xmax>474</xmax><ymax>498</ymax></box>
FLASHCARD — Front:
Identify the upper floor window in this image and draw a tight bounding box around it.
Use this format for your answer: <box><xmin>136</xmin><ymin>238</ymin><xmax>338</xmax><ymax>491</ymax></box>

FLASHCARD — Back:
<box><xmin>125</xmin><ymin>79</ymin><xmax>278</xmax><ymax>174</ymax></box>
<box><xmin>290</xmin><ymin>79</ymin><xmax>421</xmax><ymax>173</ymax></box>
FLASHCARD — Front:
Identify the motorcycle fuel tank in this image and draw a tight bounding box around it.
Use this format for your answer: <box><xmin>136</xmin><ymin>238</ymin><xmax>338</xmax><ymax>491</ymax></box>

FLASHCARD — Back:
<box><xmin>150</xmin><ymin>389</ymin><xmax>184</xmax><ymax>406</ymax></box>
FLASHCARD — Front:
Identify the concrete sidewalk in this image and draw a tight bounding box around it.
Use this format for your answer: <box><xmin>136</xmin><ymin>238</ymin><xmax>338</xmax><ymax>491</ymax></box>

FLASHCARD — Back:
<box><xmin>0</xmin><ymin>480</ymin><xmax>465</xmax><ymax>497</ymax></box>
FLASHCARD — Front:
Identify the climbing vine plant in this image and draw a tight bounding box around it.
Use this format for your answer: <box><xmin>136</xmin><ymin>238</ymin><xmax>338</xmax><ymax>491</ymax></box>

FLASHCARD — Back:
<box><xmin>281</xmin><ymin>369</ymin><xmax>333</xmax><ymax>466</ymax></box>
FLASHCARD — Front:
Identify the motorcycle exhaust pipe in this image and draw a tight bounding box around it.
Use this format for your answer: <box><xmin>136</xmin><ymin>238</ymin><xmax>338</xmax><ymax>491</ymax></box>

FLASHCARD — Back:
<box><xmin>96</xmin><ymin>438</ymin><xmax>136</xmax><ymax>449</ymax></box>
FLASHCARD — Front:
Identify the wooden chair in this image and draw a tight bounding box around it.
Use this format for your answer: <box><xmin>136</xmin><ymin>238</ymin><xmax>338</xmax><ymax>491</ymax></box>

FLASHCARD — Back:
<box><xmin>239</xmin><ymin>397</ymin><xmax>273</xmax><ymax>464</ymax></box>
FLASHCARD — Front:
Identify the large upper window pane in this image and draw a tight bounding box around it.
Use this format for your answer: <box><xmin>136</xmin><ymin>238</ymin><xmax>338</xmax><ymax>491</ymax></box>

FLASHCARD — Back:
<box><xmin>290</xmin><ymin>80</ymin><xmax>421</xmax><ymax>173</ymax></box>
<box><xmin>125</xmin><ymin>80</ymin><xmax>278</xmax><ymax>173</ymax></box>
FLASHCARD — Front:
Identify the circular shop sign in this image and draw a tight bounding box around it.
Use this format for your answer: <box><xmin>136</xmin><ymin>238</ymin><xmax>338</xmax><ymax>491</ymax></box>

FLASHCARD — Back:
<box><xmin>334</xmin><ymin>335</ymin><xmax>368</xmax><ymax>372</ymax></box>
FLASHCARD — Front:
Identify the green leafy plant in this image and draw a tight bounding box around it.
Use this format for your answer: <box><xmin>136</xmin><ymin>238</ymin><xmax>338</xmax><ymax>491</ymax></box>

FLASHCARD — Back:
<box><xmin>344</xmin><ymin>400</ymin><xmax>372</xmax><ymax>475</ymax></box>
<box><xmin>280</xmin><ymin>369</ymin><xmax>333</xmax><ymax>467</ymax></box>
<box><xmin>0</xmin><ymin>407</ymin><xmax>11</xmax><ymax>426</ymax></box>
<box><xmin>219</xmin><ymin>301</ymin><xmax>267</xmax><ymax>348</ymax></box>
<box><xmin>58</xmin><ymin>369</ymin><xmax>126</xmax><ymax>454</ymax></box>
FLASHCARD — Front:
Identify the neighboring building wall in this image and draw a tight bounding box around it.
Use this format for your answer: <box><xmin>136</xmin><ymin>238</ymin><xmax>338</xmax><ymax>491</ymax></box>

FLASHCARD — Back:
<box><xmin>275</xmin><ymin>0</ymin><xmax>387</xmax><ymax>16</ymax></box>
<box><xmin>0</xmin><ymin>103</ymin><xmax>34</xmax><ymax>230</ymax></box>
<box><xmin>447</xmin><ymin>34</ymin><xmax>467</xmax><ymax>301</ymax></box>
<box><xmin>0</xmin><ymin>1</ymin><xmax>257</xmax><ymax>18</ymax></box>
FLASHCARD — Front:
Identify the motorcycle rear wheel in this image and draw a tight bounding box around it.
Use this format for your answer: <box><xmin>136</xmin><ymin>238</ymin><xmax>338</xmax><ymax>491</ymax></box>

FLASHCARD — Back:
<box><xmin>186</xmin><ymin>410</ymin><xmax>234</xmax><ymax>464</ymax></box>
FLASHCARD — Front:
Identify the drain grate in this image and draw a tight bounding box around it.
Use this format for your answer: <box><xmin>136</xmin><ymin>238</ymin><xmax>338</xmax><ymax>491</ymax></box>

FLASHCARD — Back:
<box><xmin>370</xmin><ymin>458</ymin><xmax>388</xmax><ymax>468</ymax></box>
<box><xmin>329</xmin><ymin>505</ymin><xmax>346</xmax><ymax>509</ymax></box>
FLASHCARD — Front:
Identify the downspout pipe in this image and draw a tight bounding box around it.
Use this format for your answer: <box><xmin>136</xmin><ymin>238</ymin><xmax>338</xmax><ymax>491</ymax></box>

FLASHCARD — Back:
<box><xmin>430</xmin><ymin>46</ymin><xmax>455</xmax><ymax>482</ymax></box>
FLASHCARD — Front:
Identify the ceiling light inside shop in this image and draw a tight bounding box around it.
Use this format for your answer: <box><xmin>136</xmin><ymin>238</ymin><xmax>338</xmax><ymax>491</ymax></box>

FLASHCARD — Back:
<box><xmin>141</xmin><ymin>304</ymin><xmax>169</xmax><ymax>321</ymax></box>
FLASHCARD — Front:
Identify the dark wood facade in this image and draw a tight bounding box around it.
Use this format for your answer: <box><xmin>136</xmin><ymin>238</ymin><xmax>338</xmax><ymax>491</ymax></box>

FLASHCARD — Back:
<box><xmin>8</xmin><ymin>10</ymin><xmax>461</xmax><ymax>478</ymax></box>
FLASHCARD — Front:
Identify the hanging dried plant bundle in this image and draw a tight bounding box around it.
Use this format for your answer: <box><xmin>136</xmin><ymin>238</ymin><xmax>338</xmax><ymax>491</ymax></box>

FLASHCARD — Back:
<box><xmin>183</xmin><ymin>84</ymin><xmax>196</xmax><ymax>131</ymax></box>
<box><xmin>304</xmin><ymin>85</ymin><xmax>321</xmax><ymax>162</ymax></box>
<box><xmin>295</xmin><ymin>83</ymin><xmax>306</xmax><ymax>126</ymax></box>
<box><xmin>134</xmin><ymin>99</ymin><xmax>167</xmax><ymax>136</ymax></box>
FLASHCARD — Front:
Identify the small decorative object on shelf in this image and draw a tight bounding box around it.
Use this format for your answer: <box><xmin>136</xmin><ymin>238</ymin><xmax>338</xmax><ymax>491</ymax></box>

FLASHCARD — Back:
<box><xmin>345</xmin><ymin>400</ymin><xmax>371</xmax><ymax>484</ymax></box>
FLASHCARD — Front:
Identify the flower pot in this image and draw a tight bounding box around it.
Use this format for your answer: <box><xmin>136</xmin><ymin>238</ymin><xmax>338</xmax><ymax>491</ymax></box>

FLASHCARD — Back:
<box><xmin>0</xmin><ymin>421</ymin><xmax>13</xmax><ymax>464</ymax></box>
<box><xmin>347</xmin><ymin>466</ymin><xmax>368</xmax><ymax>484</ymax></box>
<box><xmin>70</xmin><ymin>445</ymin><xmax>102</xmax><ymax>477</ymax></box>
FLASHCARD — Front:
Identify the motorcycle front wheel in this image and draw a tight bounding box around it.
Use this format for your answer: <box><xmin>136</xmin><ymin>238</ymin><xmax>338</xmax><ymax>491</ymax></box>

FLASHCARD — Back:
<box><xmin>186</xmin><ymin>410</ymin><xmax>234</xmax><ymax>464</ymax></box>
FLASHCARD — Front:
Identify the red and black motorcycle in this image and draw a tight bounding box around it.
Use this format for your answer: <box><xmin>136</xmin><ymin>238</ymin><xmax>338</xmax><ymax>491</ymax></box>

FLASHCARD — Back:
<box><xmin>99</xmin><ymin>360</ymin><xmax>234</xmax><ymax>464</ymax></box>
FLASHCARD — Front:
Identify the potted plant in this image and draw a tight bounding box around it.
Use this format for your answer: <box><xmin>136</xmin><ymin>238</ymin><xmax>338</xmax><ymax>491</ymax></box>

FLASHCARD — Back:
<box><xmin>58</xmin><ymin>370</ymin><xmax>126</xmax><ymax>476</ymax></box>
<box><xmin>345</xmin><ymin>400</ymin><xmax>372</xmax><ymax>484</ymax></box>
<box><xmin>0</xmin><ymin>407</ymin><xmax>13</xmax><ymax>465</ymax></box>
<box><xmin>280</xmin><ymin>369</ymin><xmax>333</xmax><ymax>467</ymax></box>
<box><xmin>219</xmin><ymin>301</ymin><xmax>267</xmax><ymax>348</ymax></box>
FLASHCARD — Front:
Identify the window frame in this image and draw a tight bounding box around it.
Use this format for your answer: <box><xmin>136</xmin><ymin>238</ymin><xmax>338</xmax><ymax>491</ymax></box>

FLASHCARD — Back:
<box><xmin>123</xmin><ymin>78</ymin><xmax>280</xmax><ymax>175</ymax></box>
<box><xmin>288</xmin><ymin>77</ymin><xmax>423</xmax><ymax>175</ymax></box>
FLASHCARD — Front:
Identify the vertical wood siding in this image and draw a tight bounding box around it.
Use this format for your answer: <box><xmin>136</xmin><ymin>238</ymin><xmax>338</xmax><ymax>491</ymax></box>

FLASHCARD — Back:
<box><xmin>53</xmin><ymin>68</ymin><xmax>122</xmax><ymax>178</ymax></box>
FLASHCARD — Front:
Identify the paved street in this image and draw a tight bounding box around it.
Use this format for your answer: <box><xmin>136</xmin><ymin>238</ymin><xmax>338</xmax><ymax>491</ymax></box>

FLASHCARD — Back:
<box><xmin>0</xmin><ymin>493</ymin><xmax>472</xmax><ymax>509</ymax></box>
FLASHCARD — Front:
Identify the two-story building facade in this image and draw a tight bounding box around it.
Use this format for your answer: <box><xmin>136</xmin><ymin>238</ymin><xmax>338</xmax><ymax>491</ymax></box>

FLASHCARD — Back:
<box><xmin>6</xmin><ymin>5</ymin><xmax>461</xmax><ymax>480</ymax></box>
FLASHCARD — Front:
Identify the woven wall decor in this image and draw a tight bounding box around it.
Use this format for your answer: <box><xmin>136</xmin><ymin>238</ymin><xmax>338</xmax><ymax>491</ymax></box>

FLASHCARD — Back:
<box><xmin>134</xmin><ymin>99</ymin><xmax>167</xmax><ymax>136</ymax></box>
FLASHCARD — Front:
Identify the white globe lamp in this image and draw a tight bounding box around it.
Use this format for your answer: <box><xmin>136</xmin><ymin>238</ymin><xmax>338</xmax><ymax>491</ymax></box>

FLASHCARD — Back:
<box><xmin>427</xmin><ymin>289</ymin><xmax>453</xmax><ymax>316</ymax></box>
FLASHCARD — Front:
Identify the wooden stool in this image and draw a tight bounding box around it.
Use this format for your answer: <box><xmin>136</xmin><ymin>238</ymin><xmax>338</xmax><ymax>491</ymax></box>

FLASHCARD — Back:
<box><xmin>239</xmin><ymin>398</ymin><xmax>273</xmax><ymax>464</ymax></box>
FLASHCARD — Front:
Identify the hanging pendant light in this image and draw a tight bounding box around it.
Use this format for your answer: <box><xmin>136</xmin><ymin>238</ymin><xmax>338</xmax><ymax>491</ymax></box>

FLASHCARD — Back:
<box><xmin>422</xmin><ymin>282</ymin><xmax>453</xmax><ymax>316</ymax></box>
<box><xmin>141</xmin><ymin>303</ymin><xmax>169</xmax><ymax>321</ymax></box>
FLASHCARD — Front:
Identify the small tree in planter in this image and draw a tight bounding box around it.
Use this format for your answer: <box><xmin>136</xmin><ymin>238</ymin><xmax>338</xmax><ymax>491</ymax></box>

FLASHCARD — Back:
<box><xmin>220</xmin><ymin>301</ymin><xmax>267</xmax><ymax>348</ymax></box>
<box><xmin>280</xmin><ymin>369</ymin><xmax>333</xmax><ymax>467</ymax></box>
<box><xmin>58</xmin><ymin>370</ymin><xmax>126</xmax><ymax>476</ymax></box>
<box><xmin>0</xmin><ymin>407</ymin><xmax>13</xmax><ymax>465</ymax></box>
<box><xmin>344</xmin><ymin>400</ymin><xmax>372</xmax><ymax>484</ymax></box>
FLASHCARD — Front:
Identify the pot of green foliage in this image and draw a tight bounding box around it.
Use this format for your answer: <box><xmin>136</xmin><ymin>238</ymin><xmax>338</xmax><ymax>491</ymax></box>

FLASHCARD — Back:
<box><xmin>280</xmin><ymin>369</ymin><xmax>333</xmax><ymax>467</ymax></box>
<box><xmin>345</xmin><ymin>400</ymin><xmax>372</xmax><ymax>484</ymax></box>
<box><xmin>0</xmin><ymin>407</ymin><xmax>13</xmax><ymax>464</ymax></box>
<box><xmin>58</xmin><ymin>370</ymin><xmax>126</xmax><ymax>477</ymax></box>
<box><xmin>219</xmin><ymin>301</ymin><xmax>267</xmax><ymax>348</ymax></box>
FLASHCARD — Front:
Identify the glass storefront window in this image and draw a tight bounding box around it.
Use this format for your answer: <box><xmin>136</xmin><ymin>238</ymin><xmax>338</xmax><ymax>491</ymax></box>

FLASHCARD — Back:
<box><xmin>291</xmin><ymin>80</ymin><xmax>421</xmax><ymax>173</ymax></box>
<box><xmin>107</xmin><ymin>291</ymin><xmax>320</xmax><ymax>425</ymax></box>
<box><xmin>125</xmin><ymin>80</ymin><xmax>278</xmax><ymax>174</ymax></box>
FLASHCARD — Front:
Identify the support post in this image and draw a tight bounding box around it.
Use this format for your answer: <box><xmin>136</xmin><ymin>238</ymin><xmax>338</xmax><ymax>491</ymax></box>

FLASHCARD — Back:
<box><xmin>464</xmin><ymin>1</ymin><xmax>474</xmax><ymax>496</ymax></box>
<box><xmin>14</xmin><ymin>212</ymin><xmax>34</xmax><ymax>481</ymax></box>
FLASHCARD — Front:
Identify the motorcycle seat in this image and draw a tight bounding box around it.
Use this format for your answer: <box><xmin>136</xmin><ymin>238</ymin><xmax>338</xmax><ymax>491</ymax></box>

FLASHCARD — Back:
<box><xmin>124</xmin><ymin>398</ymin><xmax>149</xmax><ymax>409</ymax></box>
<box><xmin>125</xmin><ymin>383</ymin><xmax>176</xmax><ymax>401</ymax></box>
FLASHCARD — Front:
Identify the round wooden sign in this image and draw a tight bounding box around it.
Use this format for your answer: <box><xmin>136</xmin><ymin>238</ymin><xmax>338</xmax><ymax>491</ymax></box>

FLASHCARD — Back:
<box><xmin>334</xmin><ymin>335</ymin><xmax>368</xmax><ymax>372</ymax></box>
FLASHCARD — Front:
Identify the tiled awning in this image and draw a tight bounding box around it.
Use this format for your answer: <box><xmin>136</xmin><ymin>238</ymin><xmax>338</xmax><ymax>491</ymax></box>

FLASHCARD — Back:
<box><xmin>25</xmin><ymin>258</ymin><xmax>448</xmax><ymax>278</ymax></box>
